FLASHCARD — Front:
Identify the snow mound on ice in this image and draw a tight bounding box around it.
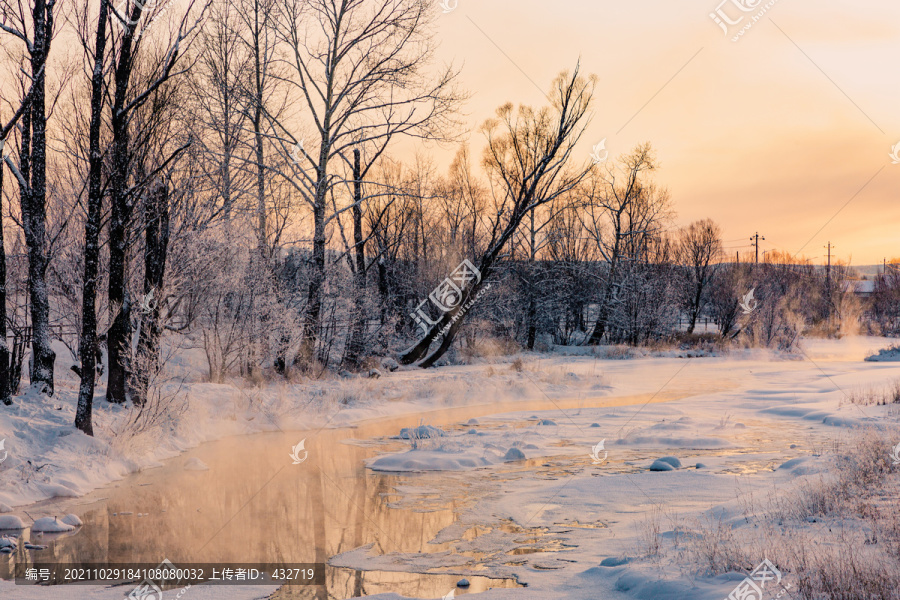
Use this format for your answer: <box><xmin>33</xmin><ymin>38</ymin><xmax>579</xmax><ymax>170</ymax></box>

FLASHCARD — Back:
<box><xmin>503</xmin><ymin>447</ymin><xmax>526</xmax><ymax>461</ymax></box>
<box><xmin>0</xmin><ymin>515</ymin><xmax>26</xmax><ymax>529</ymax></box>
<box><xmin>600</xmin><ymin>556</ymin><xmax>632</xmax><ymax>567</ymax></box>
<box><xmin>659</xmin><ymin>456</ymin><xmax>681</xmax><ymax>469</ymax></box>
<box><xmin>368</xmin><ymin>449</ymin><xmax>495</xmax><ymax>472</ymax></box>
<box><xmin>31</xmin><ymin>517</ymin><xmax>75</xmax><ymax>533</ymax></box>
<box><xmin>38</xmin><ymin>483</ymin><xmax>79</xmax><ymax>498</ymax></box>
<box><xmin>649</xmin><ymin>459</ymin><xmax>676</xmax><ymax>471</ymax></box>
<box><xmin>61</xmin><ymin>514</ymin><xmax>83</xmax><ymax>527</ymax></box>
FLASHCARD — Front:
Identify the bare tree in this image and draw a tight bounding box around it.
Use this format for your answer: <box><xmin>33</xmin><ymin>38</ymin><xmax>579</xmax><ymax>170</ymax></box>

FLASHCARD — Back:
<box><xmin>872</xmin><ymin>259</ymin><xmax>900</xmax><ymax>335</ymax></box>
<box><xmin>103</xmin><ymin>0</ymin><xmax>210</xmax><ymax>405</ymax></box>
<box><xmin>0</xmin><ymin>0</ymin><xmax>59</xmax><ymax>394</ymax></box>
<box><xmin>707</xmin><ymin>262</ymin><xmax>748</xmax><ymax>339</ymax></box>
<box><xmin>677</xmin><ymin>218</ymin><xmax>722</xmax><ymax>334</ymax></box>
<box><xmin>0</xmin><ymin>84</ymin><xmax>39</xmax><ymax>405</ymax></box>
<box><xmin>233</xmin><ymin>0</ymin><xmax>279</xmax><ymax>258</ymax></box>
<box><xmin>273</xmin><ymin>0</ymin><xmax>461</xmax><ymax>365</ymax></box>
<box><xmin>400</xmin><ymin>65</ymin><xmax>595</xmax><ymax>367</ymax></box>
<box><xmin>72</xmin><ymin>0</ymin><xmax>113</xmax><ymax>434</ymax></box>
<box><xmin>579</xmin><ymin>144</ymin><xmax>671</xmax><ymax>345</ymax></box>
<box><xmin>189</xmin><ymin>0</ymin><xmax>253</xmax><ymax>222</ymax></box>
<box><xmin>545</xmin><ymin>192</ymin><xmax>597</xmax><ymax>344</ymax></box>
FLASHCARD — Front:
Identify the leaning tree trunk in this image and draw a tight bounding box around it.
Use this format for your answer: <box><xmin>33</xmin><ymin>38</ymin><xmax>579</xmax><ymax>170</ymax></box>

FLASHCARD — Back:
<box><xmin>131</xmin><ymin>181</ymin><xmax>169</xmax><ymax>406</ymax></box>
<box><xmin>418</xmin><ymin>273</ymin><xmax>493</xmax><ymax>369</ymax></box>
<box><xmin>399</xmin><ymin>250</ymin><xmax>497</xmax><ymax>367</ymax></box>
<box><xmin>399</xmin><ymin>183</ymin><xmax>548</xmax><ymax>367</ymax></box>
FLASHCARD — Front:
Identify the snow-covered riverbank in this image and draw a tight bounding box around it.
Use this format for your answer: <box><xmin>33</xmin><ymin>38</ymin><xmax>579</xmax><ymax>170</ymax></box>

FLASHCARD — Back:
<box><xmin>1</xmin><ymin>336</ymin><xmax>899</xmax><ymax>599</ymax></box>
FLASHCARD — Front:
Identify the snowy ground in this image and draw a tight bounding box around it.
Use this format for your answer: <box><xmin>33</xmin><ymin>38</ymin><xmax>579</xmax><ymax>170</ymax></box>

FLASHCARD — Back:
<box><xmin>1</xmin><ymin>336</ymin><xmax>900</xmax><ymax>599</ymax></box>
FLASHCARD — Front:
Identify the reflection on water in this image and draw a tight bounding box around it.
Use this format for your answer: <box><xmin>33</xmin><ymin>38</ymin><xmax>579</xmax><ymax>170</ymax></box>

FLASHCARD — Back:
<box><xmin>4</xmin><ymin>387</ymin><xmax>774</xmax><ymax>598</ymax></box>
<box><xmin>1</xmin><ymin>408</ymin><xmax>532</xmax><ymax>599</ymax></box>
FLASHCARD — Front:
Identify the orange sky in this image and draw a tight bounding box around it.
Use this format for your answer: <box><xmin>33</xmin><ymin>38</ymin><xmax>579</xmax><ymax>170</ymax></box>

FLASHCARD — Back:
<box><xmin>427</xmin><ymin>0</ymin><xmax>900</xmax><ymax>267</ymax></box>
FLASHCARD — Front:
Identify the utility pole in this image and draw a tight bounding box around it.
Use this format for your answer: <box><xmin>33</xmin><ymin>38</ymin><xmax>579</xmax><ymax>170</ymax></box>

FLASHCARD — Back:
<box><xmin>824</xmin><ymin>242</ymin><xmax>834</xmax><ymax>287</ymax></box>
<box><xmin>751</xmin><ymin>232</ymin><xmax>765</xmax><ymax>264</ymax></box>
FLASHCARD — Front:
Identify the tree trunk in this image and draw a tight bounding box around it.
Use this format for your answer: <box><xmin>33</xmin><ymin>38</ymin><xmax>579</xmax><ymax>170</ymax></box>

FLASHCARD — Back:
<box><xmin>132</xmin><ymin>182</ymin><xmax>169</xmax><ymax>405</ymax></box>
<box><xmin>106</xmin><ymin>180</ymin><xmax>131</xmax><ymax>404</ymax></box>
<box><xmin>526</xmin><ymin>293</ymin><xmax>537</xmax><ymax>350</ymax></box>
<box><xmin>587</xmin><ymin>285</ymin><xmax>614</xmax><ymax>345</ymax></box>
<box><xmin>253</xmin><ymin>109</ymin><xmax>266</xmax><ymax>257</ymax></box>
<box><xmin>106</xmin><ymin>5</ymin><xmax>143</xmax><ymax>404</ymax></box>
<box><xmin>75</xmin><ymin>0</ymin><xmax>111</xmax><ymax>435</ymax></box>
<box><xmin>1</xmin><ymin>93</ymin><xmax>38</xmax><ymax>405</ymax></box>
<box><xmin>21</xmin><ymin>0</ymin><xmax>56</xmax><ymax>395</ymax></box>
<box><xmin>301</xmin><ymin>191</ymin><xmax>326</xmax><ymax>365</ymax></box>
<box><xmin>0</xmin><ymin>139</ymin><xmax>10</xmax><ymax>405</ymax></box>
<box><xmin>399</xmin><ymin>256</ymin><xmax>494</xmax><ymax>367</ymax></box>
<box><xmin>687</xmin><ymin>285</ymin><xmax>702</xmax><ymax>334</ymax></box>
<box><xmin>377</xmin><ymin>255</ymin><xmax>389</xmax><ymax>323</ymax></box>
<box><xmin>345</xmin><ymin>149</ymin><xmax>367</xmax><ymax>367</ymax></box>
<box><xmin>586</xmin><ymin>251</ymin><xmax>623</xmax><ymax>346</ymax></box>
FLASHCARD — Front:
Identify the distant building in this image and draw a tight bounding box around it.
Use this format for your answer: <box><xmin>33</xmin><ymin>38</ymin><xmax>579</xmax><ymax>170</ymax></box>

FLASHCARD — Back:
<box><xmin>847</xmin><ymin>279</ymin><xmax>875</xmax><ymax>298</ymax></box>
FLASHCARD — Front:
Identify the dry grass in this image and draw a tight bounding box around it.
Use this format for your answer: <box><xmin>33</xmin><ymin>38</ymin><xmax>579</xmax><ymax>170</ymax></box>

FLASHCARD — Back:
<box><xmin>456</xmin><ymin>331</ymin><xmax>521</xmax><ymax>362</ymax></box>
<box><xmin>641</xmin><ymin>427</ymin><xmax>900</xmax><ymax>600</ymax></box>
<box><xmin>845</xmin><ymin>378</ymin><xmax>900</xmax><ymax>406</ymax></box>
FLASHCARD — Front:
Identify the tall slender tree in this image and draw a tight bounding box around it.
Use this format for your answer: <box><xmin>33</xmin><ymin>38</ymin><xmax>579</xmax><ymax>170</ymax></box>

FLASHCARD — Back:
<box><xmin>74</xmin><ymin>0</ymin><xmax>112</xmax><ymax>434</ymax></box>
<box><xmin>0</xmin><ymin>0</ymin><xmax>59</xmax><ymax>394</ymax></box>
<box><xmin>580</xmin><ymin>145</ymin><xmax>669</xmax><ymax>345</ymax></box>
<box><xmin>1</xmin><ymin>85</ymin><xmax>39</xmax><ymax>405</ymax></box>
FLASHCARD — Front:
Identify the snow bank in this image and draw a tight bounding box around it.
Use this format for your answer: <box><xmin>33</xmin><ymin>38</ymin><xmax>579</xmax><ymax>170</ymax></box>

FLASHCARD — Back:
<box><xmin>865</xmin><ymin>345</ymin><xmax>900</xmax><ymax>362</ymax></box>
